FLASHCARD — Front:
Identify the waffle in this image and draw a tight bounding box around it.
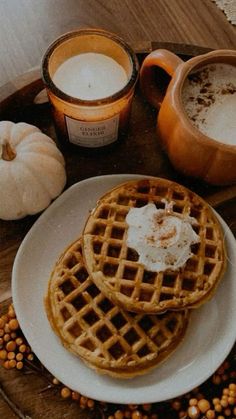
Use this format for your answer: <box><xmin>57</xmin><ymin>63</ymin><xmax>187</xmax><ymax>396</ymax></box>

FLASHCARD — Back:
<box><xmin>45</xmin><ymin>238</ymin><xmax>189</xmax><ymax>378</ymax></box>
<box><xmin>82</xmin><ymin>177</ymin><xmax>226</xmax><ymax>314</ymax></box>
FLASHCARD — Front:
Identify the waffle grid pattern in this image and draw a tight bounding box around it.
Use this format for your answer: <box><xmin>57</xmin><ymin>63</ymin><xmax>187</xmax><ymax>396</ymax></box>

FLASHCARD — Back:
<box><xmin>83</xmin><ymin>178</ymin><xmax>226</xmax><ymax>313</ymax></box>
<box><xmin>45</xmin><ymin>240</ymin><xmax>188</xmax><ymax>377</ymax></box>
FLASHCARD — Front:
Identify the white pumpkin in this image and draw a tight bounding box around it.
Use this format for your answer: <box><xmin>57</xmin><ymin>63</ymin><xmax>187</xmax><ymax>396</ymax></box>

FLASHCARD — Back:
<box><xmin>0</xmin><ymin>121</ymin><xmax>67</xmax><ymax>220</ymax></box>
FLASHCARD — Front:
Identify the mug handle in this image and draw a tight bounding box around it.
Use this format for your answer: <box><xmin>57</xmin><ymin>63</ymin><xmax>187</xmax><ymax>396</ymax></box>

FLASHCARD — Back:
<box><xmin>140</xmin><ymin>49</ymin><xmax>184</xmax><ymax>108</ymax></box>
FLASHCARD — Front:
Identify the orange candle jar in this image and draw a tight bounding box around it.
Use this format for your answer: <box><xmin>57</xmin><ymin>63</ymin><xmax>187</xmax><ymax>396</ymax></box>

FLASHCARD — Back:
<box><xmin>42</xmin><ymin>29</ymin><xmax>139</xmax><ymax>148</ymax></box>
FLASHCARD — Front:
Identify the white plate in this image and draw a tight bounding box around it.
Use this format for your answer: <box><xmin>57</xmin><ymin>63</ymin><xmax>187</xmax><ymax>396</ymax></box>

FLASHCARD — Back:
<box><xmin>12</xmin><ymin>174</ymin><xmax>236</xmax><ymax>404</ymax></box>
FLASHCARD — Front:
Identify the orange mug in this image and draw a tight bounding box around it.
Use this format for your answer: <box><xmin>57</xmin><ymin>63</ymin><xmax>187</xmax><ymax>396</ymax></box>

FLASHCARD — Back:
<box><xmin>140</xmin><ymin>49</ymin><xmax>236</xmax><ymax>185</ymax></box>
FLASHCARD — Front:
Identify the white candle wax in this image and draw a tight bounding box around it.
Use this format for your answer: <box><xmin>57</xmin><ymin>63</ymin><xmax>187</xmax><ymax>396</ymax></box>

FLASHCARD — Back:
<box><xmin>52</xmin><ymin>52</ymin><xmax>128</xmax><ymax>100</ymax></box>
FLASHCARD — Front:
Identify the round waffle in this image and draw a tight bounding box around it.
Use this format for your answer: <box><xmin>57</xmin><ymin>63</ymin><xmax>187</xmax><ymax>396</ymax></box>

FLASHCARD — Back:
<box><xmin>82</xmin><ymin>177</ymin><xmax>226</xmax><ymax>314</ymax></box>
<box><xmin>45</xmin><ymin>238</ymin><xmax>189</xmax><ymax>378</ymax></box>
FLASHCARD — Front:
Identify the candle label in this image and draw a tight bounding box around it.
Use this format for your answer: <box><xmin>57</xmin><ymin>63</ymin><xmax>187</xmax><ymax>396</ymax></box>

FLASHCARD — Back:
<box><xmin>65</xmin><ymin>114</ymin><xmax>119</xmax><ymax>147</ymax></box>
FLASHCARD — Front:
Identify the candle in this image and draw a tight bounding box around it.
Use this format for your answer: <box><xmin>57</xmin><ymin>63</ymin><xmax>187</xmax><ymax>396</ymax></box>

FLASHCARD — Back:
<box><xmin>42</xmin><ymin>29</ymin><xmax>139</xmax><ymax>148</ymax></box>
<box><xmin>53</xmin><ymin>53</ymin><xmax>128</xmax><ymax>100</ymax></box>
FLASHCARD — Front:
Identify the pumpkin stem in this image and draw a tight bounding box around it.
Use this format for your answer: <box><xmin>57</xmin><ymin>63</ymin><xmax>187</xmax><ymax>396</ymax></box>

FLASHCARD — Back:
<box><xmin>1</xmin><ymin>140</ymin><xmax>16</xmax><ymax>161</ymax></box>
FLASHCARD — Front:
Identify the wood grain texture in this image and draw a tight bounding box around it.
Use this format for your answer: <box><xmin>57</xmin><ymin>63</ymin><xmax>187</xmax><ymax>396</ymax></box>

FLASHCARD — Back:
<box><xmin>0</xmin><ymin>0</ymin><xmax>236</xmax><ymax>86</ymax></box>
<box><xmin>0</xmin><ymin>366</ymin><xmax>93</xmax><ymax>419</ymax></box>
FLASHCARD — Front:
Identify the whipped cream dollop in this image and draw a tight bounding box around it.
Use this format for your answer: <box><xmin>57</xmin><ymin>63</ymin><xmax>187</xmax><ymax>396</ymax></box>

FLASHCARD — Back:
<box><xmin>126</xmin><ymin>203</ymin><xmax>200</xmax><ymax>272</ymax></box>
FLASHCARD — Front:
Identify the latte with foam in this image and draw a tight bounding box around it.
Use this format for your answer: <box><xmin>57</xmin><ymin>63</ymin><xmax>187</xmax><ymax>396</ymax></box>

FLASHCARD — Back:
<box><xmin>182</xmin><ymin>63</ymin><xmax>236</xmax><ymax>146</ymax></box>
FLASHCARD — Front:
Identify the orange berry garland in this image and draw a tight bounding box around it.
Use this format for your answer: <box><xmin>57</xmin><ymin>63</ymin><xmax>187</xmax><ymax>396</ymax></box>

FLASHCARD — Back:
<box><xmin>0</xmin><ymin>305</ymin><xmax>34</xmax><ymax>370</ymax></box>
<box><xmin>0</xmin><ymin>304</ymin><xmax>235</xmax><ymax>418</ymax></box>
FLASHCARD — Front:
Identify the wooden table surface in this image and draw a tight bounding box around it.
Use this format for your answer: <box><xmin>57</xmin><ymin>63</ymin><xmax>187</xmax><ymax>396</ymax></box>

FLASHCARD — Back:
<box><xmin>1</xmin><ymin>1</ymin><xmax>236</xmax><ymax>418</ymax></box>
<box><xmin>0</xmin><ymin>0</ymin><xmax>236</xmax><ymax>87</ymax></box>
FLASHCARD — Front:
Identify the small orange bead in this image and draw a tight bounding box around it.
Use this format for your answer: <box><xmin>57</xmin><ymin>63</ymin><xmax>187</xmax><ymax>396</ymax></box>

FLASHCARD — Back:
<box><xmin>61</xmin><ymin>387</ymin><xmax>71</xmax><ymax>399</ymax></box>
<box><xmin>206</xmin><ymin>410</ymin><xmax>215</xmax><ymax>419</ymax></box>
<box><xmin>16</xmin><ymin>353</ymin><xmax>23</xmax><ymax>361</ymax></box>
<box><xmin>10</xmin><ymin>332</ymin><xmax>17</xmax><ymax>339</ymax></box>
<box><xmin>221</xmin><ymin>399</ymin><xmax>229</xmax><ymax>408</ymax></box>
<box><xmin>80</xmin><ymin>396</ymin><xmax>88</xmax><ymax>406</ymax></box>
<box><xmin>224</xmin><ymin>408</ymin><xmax>231</xmax><ymax>416</ymax></box>
<box><xmin>172</xmin><ymin>400</ymin><xmax>181</xmax><ymax>411</ymax></box>
<box><xmin>8</xmin><ymin>308</ymin><xmax>16</xmax><ymax>318</ymax></box>
<box><xmin>1</xmin><ymin>315</ymin><xmax>8</xmax><ymax>323</ymax></box>
<box><xmin>4</xmin><ymin>324</ymin><xmax>11</xmax><ymax>334</ymax></box>
<box><xmin>87</xmin><ymin>399</ymin><xmax>95</xmax><ymax>408</ymax></box>
<box><xmin>0</xmin><ymin>349</ymin><xmax>7</xmax><ymax>360</ymax></box>
<box><xmin>215</xmin><ymin>403</ymin><xmax>222</xmax><ymax>412</ymax></box>
<box><xmin>213</xmin><ymin>398</ymin><xmax>220</xmax><ymax>405</ymax></box>
<box><xmin>15</xmin><ymin>337</ymin><xmax>23</xmax><ymax>346</ymax></box>
<box><xmin>198</xmin><ymin>399</ymin><xmax>210</xmax><ymax>413</ymax></box>
<box><xmin>6</xmin><ymin>341</ymin><xmax>17</xmax><ymax>352</ymax></box>
<box><xmin>52</xmin><ymin>377</ymin><xmax>60</xmax><ymax>385</ymax></box>
<box><xmin>71</xmin><ymin>391</ymin><xmax>80</xmax><ymax>400</ymax></box>
<box><xmin>7</xmin><ymin>352</ymin><xmax>15</xmax><ymax>360</ymax></box>
<box><xmin>19</xmin><ymin>344</ymin><xmax>26</xmax><ymax>353</ymax></box>
<box><xmin>188</xmin><ymin>405</ymin><xmax>200</xmax><ymax>419</ymax></box>
<box><xmin>0</xmin><ymin>329</ymin><xmax>4</xmax><ymax>337</ymax></box>
<box><xmin>16</xmin><ymin>361</ymin><xmax>24</xmax><ymax>370</ymax></box>
<box><xmin>229</xmin><ymin>390</ymin><xmax>236</xmax><ymax>397</ymax></box>
<box><xmin>0</xmin><ymin>319</ymin><xmax>5</xmax><ymax>328</ymax></box>
<box><xmin>189</xmin><ymin>398</ymin><xmax>198</xmax><ymax>406</ymax></box>
<box><xmin>8</xmin><ymin>359</ymin><xmax>16</xmax><ymax>368</ymax></box>
<box><xmin>229</xmin><ymin>384</ymin><xmax>236</xmax><ymax>391</ymax></box>
<box><xmin>27</xmin><ymin>354</ymin><xmax>34</xmax><ymax>361</ymax></box>
<box><xmin>3</xmin><ymin>360</ymin><xmax>10</xmax><ymax>369</ymax></box>
<box><xmin>3</xmin><ymin>334</ymin><xmax>10</xmax><ymax>342</ymax></box>
<box><xmin>212</xmin><ymin>374</ymin><xmax>221</xmax><ymax>385</ymax></box>
<box><xmin>8</xmin><ymin>319</ymin><xmax>19</xmax><ymax>331</ymax></box>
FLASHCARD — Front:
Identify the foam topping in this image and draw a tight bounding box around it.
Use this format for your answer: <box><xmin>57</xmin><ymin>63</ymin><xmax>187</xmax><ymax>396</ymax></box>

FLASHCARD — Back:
<box><xmin>126</xmin><ymin>203</ymin><xmax>200</xmax><ymax>271</ymax></box>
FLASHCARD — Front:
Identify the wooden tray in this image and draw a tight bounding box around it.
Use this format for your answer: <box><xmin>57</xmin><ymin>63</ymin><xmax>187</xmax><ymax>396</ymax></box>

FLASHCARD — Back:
<box><xmin>0</xmin><ymin>42</ymin><xmax>236</xmax><ymax>419</ymax></box>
